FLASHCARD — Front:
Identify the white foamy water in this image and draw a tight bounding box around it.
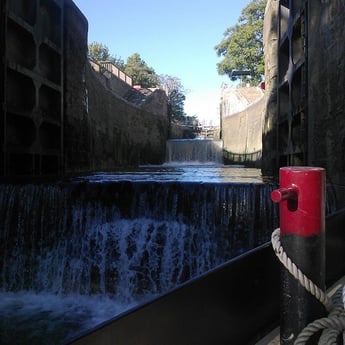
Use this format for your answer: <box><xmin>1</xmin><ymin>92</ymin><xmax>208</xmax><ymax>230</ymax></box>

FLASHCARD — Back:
<box><xmin>165</xmin><ymin>139</ymin><xmax>224</xmax><ymax>165</ymax></box>
<box><xmin>0</xmin><ymin>169</ymin><xmax>279</xmax><ymax>345</ymax></box>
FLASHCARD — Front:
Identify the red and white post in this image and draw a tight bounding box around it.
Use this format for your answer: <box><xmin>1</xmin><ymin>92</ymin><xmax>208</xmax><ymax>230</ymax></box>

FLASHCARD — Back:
<box><xmin>271</xmin><ymin>167</ymin><xmax>326</xmax><ymax>344</ymax></box>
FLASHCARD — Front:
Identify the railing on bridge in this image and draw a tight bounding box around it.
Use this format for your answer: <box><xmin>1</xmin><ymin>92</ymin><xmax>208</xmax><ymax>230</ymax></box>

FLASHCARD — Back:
<box><xmin>195</xmin><ymin>126</ymin><xmax>220</xmax><ymax>139</ymax></box>
<box><xmin>90</xmin><ymin>59</ymin><xmax>133</xmax><ymax>86</ymax></box>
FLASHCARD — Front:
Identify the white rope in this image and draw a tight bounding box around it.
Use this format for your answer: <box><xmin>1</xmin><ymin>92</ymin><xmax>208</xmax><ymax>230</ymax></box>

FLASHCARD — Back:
<box><xmin>271</xmin><ymin>228</ymin><xmax>345</xmax><ymax>344</ymax></box>
<box><xmin>271</xmin><ymin>228</ymin><xmax>333</xmax><ymax>312</ymax></box>
<box><xmin>294</xmin><ymin>316</ymin><xmax>345</xmax><ymax>345</ymax></box>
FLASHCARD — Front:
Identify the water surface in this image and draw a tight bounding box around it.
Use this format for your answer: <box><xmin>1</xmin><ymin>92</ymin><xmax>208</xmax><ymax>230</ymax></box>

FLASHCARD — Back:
<box><xmin>0</xmin><ymin>166</ymin><xmax>276</xmax><ymax>345</ymax></box>
<box><xmin>76</xmin><ymin>165</ymin><xmax>267</xmax><ymax>184</ymax></box>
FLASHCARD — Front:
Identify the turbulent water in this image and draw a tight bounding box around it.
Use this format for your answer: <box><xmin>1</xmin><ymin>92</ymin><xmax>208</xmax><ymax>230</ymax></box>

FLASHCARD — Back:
<box><xmin>0</xmin><ymin>167</ymin><xmax>278</xmax><ymax>344</ymax></box>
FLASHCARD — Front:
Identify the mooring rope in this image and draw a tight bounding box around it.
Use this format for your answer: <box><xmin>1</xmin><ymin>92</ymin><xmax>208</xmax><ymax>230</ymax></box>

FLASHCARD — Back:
<box><xmin>271</xmin><ymin>228</ymin><xmax>345</xmax><ymax>344</ymax></box>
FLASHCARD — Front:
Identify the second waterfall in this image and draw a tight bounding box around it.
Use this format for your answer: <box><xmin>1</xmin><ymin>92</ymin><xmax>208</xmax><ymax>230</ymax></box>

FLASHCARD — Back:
<box><xmin>165</xmin><ymin>139</ymin><xmax>224</xmax><ymax>165</ymax></box>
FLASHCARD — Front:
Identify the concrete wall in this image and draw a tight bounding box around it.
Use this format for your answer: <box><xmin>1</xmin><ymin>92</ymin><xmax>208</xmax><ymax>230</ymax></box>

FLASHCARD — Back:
<box><xmin>63</xmin><ymin>0</ymin><xmax>168</xmax><ymax>173</ymax></box>
<box><xmin>307</xmin><ymin>1</ymin><xmax>345</xmax><ymax>206</ymax></box>
<box><xmin>85</xmin><ymin>66</ymin><xmax>168</xmax><ymax>170</ymax></box>
<box><xmin>221</xmin><ymin>87</ymin><xmax>264</xmax><ymax>166</ymax></box>
<box><xmin>89</xmin><ymin>60</ymin><xmax>133</xmax><ymax>98</ymax></box>
<box><xmin>0</xmin><ymin>0</ymin><xmax>169</xmax><ymax>176</ymax></box>
<box><xmin>262</xmin><ymin>0</ymin><xmax>278</xmax><ymax>177</ymax></box>
<box><xmin>263</xmin><ymin>0</ymin><xmax>345</xmax><ymax>208</ymax></box>
<box><xmin>63</xmin><ymin>0</ymin><xmax>90</xmax><ymax>173</ymax></box>
<box><xmin>1</xmin><ymin>0</ymin><xmax>64</xmax><ymax>175</ymax></box>
<box><xmin>0</xmin><ymin>0</ymin><xmax>5</xmax><ymax>174</ymax></box>
<box><xmin>64</xmin><ymin>0</ymin><xmax>168</xmax><ymax>173</ymax></box>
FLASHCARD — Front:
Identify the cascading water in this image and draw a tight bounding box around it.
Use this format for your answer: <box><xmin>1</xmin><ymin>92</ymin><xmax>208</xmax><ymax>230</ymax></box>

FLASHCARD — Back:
<box><xmin>165</xmin><ymin>139</ymin><xmax>223</xmax><ymax>165</ymax></box>
<box><xmin>0</xmin><ymin>173</ymin><xmax>279</xmax><ymax>344</ymax></box>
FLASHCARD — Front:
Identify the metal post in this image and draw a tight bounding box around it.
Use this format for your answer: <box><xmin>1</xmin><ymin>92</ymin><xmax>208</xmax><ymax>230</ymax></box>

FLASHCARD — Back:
<box><xmin>271</xmin><ymin>167</ymin><xmax>326</xmax><ymax>345</ymax></box>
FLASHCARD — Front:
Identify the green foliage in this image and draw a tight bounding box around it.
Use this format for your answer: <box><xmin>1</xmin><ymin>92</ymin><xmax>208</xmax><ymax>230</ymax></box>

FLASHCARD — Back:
<box><xmin>88</xmin><ymin>45</ymin><xmax>189</xmax><ymax>121</ymax></box>
<box><xmin>169</xmin><ymin>89</ymin><xmax>186</xmax><ymax>123</ymax></box>
<box><xmin>88</xmin><ymin>42</ymin><xmax>125</xmax><ymax>69</ymax></box>
<box><xmin>124</xmin><ymin>53</ymin><xmax>160</xmax><ymax>88</ymax></box>
<box><xmin>159</xmin><ymin>75</ymin><xmax>187</xmax><ymax>123</ymax></box>
<box><xmin>185</xmin><ymin>115</ymin><xmax>199</xmax><ymax>126</ymax></box>
<box><xmin>215</xmin><ymin>0</ymin><xmax>267</xmax><ymax>85</ymax></box>
<box><xmin>88</xmin><ymin>41</ymin><xmax>111</xmax><ymax>61</ymax></box>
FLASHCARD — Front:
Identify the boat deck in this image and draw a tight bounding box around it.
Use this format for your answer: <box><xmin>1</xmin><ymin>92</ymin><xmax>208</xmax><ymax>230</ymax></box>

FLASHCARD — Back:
<box><xmin>254</xmin><ymin>276</ymin><xmax>345</xmax><ymax>345</ymax></box>
<box><xmin>255</xmin><ymin>328</ymin><xmax>280</xmax><ymax>344</ymax></box>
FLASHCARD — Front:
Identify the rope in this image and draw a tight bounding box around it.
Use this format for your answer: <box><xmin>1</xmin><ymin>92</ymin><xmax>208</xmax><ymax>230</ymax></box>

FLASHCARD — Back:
<box><xmin>294</xmin><ymin>315</ymin><xmax>345</xmax><ymax>345</ymax></box>
<box><xmin>271</xmin><ymin>229</ymin><xmax>333</xmax><ymax>312</ymax></box>
<box><xmin>271</xmin><ymin>228</ymin><xmax>345</xmax><ymax>344</ymax></box>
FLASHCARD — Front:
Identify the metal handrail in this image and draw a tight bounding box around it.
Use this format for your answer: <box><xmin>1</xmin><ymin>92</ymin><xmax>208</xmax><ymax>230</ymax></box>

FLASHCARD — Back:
<box><xmin>97</xmin><ymin>60</ymin><xmax>133</xmax><ymax>86</ymax></box>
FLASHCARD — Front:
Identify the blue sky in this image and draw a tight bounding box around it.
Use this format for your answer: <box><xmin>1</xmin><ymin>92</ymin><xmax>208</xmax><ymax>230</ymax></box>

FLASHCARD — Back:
<box><xmin>72</xmin><ymin>0</ymin><xmax>251</xmax><ymax>124</ymax></box>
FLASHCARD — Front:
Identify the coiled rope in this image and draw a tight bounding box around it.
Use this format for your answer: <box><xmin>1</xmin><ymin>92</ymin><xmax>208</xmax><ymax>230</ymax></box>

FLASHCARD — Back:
<box><xmin>271</xmin><ymin>228</ymin><xmax>345</xmax><ymax>344</ymax></box>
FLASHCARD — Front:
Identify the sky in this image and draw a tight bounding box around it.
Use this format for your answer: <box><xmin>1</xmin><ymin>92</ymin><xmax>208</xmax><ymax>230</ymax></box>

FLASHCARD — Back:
<box><xmin>72</xmin><ymin>0</ymin><xmax>251</xmax><ymax>125</ymax></box>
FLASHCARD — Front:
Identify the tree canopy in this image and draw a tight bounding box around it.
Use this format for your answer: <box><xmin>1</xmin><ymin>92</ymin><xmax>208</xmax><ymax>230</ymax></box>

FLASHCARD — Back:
<box><xmin>88</xmin><ymin>45</ymin><xmax>158</xmax><ymax>88</ymax></box>
<box><xmin>124</xmin><ymin>53</ymin><xmax>160</xmax><ymax>88</ymax></box>
<box><xmin>87</xmin><ymin>44</ymin><xmax>191</xmax><ymax>123</ymax></box>
<box><xmin>214</xmin><ymin>0</ymin><xmax>267</xmax><ymax>86</ymax></box>
<box><xmin>88</xmin><ymin>42</ymin><xmax>125</xmax><ymax>69</ymax></box>
<box><xmin>159</xmin><ymin>75</ymin><xmax>187</xmax><ymax>123</ymax></box>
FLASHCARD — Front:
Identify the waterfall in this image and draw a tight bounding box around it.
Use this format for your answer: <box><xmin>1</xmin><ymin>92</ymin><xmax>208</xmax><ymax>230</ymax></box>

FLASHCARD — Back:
<box><xmin>0</xmin><ymin>181</ymin><xmax>277</xmax><ymax>298</ymax></box>
<box><xmin>0</xmin><ymin>178</ymin><xmax>278</xmax><ymax>344</ymax></box>
<box><xmin>165</xmin><ymin>139</ymin><xmax>223</xmax><ymax>164</ymax></box>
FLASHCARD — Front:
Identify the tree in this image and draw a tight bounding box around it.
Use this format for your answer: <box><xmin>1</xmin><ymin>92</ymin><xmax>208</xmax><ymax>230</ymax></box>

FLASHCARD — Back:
<box><xmin>124</xmin><ymin>53</ymin><xmax>160</xmax><ymax>88</ymax></box>
<box><xmin>159</xmin><ymin>75</ymin><xmax>187</xmax><ymax>123</ymax></box>
<box><xmin>214</xmin><ymin>0</ymin><xmax>267</xmax><ymax>85</ymax></box>
<box><xmin>88</xmin><ymin>41</ymin><xmax>125</xmax><ymax>69</ymax></box>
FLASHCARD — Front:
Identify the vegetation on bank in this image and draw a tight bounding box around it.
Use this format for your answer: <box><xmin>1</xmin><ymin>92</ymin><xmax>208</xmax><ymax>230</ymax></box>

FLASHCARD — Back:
<box><xmin>88</xmin><ymin>0</ymin><xmax>266</xmax><ymax>123</ymax></box>
<box><xmin>88</xmin><ymin>42</ymin><xmax>191</xmax><ymax>125</ymax></box>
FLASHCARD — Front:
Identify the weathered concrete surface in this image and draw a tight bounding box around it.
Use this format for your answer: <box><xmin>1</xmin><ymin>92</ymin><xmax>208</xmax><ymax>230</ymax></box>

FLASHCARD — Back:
<box><xmin>262</xmin><ymin>0</ymin><xmax>278</xmax><ymax>177</ymax></box>
<box><xmin>89</xmin><ymin>59</ymin><xmax>133</xmax><ymax>98</ymax></box>
<box><xmin>221</xmin><ymin>87</ymin><xmax>264</xmax><ymax>166</ymax></box>
<box><xmin>263</xmin><ymin>0</ymin><xmax>345</xmax><ymax>207</ymax></box>
<box><xmin>307</xmin><ymin>1</ymin><xmax>345</xmax><ymax>206</ymax></box>
<box><xmin>1</xmin><ymin>0</ymin><xmax>65</xmax><ymax>175</ymax></box>
<box><xmin>86</xmin><ymin>65</ymin><xmax>168</xmax><ymax>169</ymax></box>
<box><xmin>63</xmin><ymin>0</ymin><xmax>91</xmax><ymax>172</ymax></box>
<box><xmin>222</xmin><ymin>87</ymin><xmax>264</xmax><ymax>117</ymax></box>
<box><xmin>0</xmin><ymin>0</ymin><xmax>168</xmax><ymax>176</ymax></box>
<box><xmin>63</xmin><ymin>0</ymin><xmax>168</xmax><ymax>173</ymax></box>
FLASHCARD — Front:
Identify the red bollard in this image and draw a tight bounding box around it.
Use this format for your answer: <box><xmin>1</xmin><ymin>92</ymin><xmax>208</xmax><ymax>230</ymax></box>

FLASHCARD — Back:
<box><xmin>271</xmin><ymin>167</ymin><xmax>326</xmax><ymax>345</ymax></box>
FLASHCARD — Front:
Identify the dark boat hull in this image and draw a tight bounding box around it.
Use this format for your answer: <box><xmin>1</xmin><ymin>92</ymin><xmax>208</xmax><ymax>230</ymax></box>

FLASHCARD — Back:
<box><xmin>68</xmin><ymin>209</ymin><xmax>345</xmax><ymax>345</ymax></box>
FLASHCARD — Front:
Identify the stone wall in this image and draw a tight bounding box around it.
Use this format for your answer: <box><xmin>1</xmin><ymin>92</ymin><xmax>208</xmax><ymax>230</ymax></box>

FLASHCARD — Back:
<box><xmin>63</xmin><ymin>0</ymin><xmax>169</xmax><ymax>173</ymax></box>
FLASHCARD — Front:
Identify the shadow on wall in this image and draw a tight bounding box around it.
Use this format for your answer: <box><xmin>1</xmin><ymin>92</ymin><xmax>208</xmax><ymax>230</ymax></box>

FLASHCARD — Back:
<box><xmin>261</xmin><ymin>0</ymin><xmax>278</xmax><ymax>177</ymax></box>
<box><xmin>221</xmin><ymin>88</ymin><xmax>265</xmax><ymax>168</ymax></box>
<box><xmin>223</xmin><ymin>149</ymin><xmax>262</xmax><ymax>168</ymax></box>
<box><xmin>63</xmin><ymin>0</ymin><xmax>169</xmax><ymax>174</ymax></box>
